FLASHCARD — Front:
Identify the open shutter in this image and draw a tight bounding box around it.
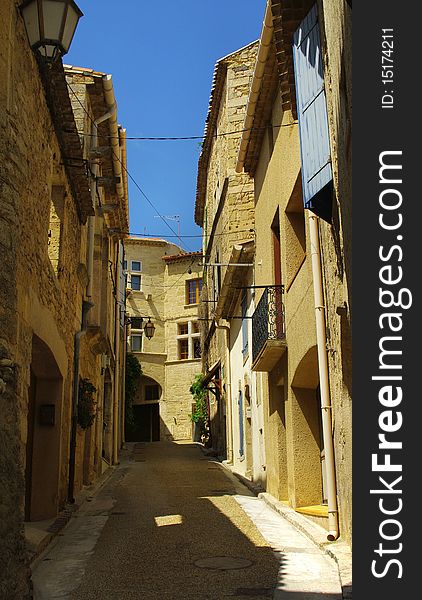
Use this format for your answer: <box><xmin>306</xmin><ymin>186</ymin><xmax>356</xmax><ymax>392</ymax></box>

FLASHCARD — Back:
<box><xmin>293</xmin><ymin>4</ymin><xmax>333</xmax><ymax>221</ymax></box>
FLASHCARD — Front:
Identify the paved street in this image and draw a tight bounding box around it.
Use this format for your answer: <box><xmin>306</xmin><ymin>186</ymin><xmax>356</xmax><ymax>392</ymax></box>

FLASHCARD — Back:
<box><xmin>32</xmin><ymin>442</ymin><xmax>342</xmax><ymax>600</ymax></box>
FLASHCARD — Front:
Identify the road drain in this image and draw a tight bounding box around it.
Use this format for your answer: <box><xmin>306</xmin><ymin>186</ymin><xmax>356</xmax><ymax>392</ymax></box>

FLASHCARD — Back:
<box><xmin>194</xmin><ymin>556</ymin><xmax>253</xmax><ymax>570</ymax></box>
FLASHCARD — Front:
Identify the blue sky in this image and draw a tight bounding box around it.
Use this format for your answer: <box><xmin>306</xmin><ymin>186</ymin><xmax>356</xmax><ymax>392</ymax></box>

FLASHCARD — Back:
<box><xmin>66</xmin><ymin>0</ymin><xmax>265</xmax><ymax>252</ymax></box>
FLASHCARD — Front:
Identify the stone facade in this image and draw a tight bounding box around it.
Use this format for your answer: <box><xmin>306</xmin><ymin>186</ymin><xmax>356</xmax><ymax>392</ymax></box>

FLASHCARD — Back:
<box><xmin>195</xmin><ymin>0</ymin><xmax>352</xmax><ymax>548</ymax></box>
<box><xmin>124</xmin><ymin>238</ymin><xmax>203</xmax><ymax>442</ymax></box>
<box><xmin>195</xmin><ymin>42</ymin><xmax>259</xmax><ymax>463</ymax></box>
<box><xmin>0</xmin><ymin>5</ymin><xmax>128</xmax><ymax>595</ymax></box>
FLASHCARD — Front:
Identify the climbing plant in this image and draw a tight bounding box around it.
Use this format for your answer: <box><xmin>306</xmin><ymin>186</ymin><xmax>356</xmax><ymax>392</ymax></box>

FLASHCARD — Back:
<box><xmin>78</xmin><ymin>378</ymin><xmax>97</xmax><ymax>429</ymax></box>
<box><xmin>125</xmin><ymin>352</ymin><xmax>142</xmax><ymax>428</ymax></box>
<box><xmin>189</xmin><ymin>373</ymin><xmax>208</xmax><ymax>438</ymax></box>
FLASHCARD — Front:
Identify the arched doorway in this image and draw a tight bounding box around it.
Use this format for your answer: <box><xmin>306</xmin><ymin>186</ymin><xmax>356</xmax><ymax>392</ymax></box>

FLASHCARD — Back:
<box><xmin>126</xmin><ymin>375</ymin><xmax>162</xmax><ymax>442</ymax></box>
<box><xmin>25</xmin><ymin>335</ymin><xmax>63</xmax><ymax>521</ymax></box>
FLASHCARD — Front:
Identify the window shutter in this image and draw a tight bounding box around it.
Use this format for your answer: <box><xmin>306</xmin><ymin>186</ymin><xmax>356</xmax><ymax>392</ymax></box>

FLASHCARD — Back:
<box><xmin>293</xmin><ymin>4</ymin><xmax>333</xmax><ymax>221</ymax></box>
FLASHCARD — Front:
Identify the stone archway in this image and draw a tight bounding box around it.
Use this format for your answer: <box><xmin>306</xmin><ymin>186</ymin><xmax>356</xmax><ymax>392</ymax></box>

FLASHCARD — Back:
<box><xmin>25</xmin><ymin>335</ymin><xmax>63</xmax><ymax>521</ymax></box>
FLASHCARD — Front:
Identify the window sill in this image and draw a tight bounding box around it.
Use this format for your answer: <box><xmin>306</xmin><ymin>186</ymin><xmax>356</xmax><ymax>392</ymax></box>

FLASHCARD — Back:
<box><xmin>165</xmin><ymin>358</ymin><xmax>201</xmax><ymax>366</ymax></box>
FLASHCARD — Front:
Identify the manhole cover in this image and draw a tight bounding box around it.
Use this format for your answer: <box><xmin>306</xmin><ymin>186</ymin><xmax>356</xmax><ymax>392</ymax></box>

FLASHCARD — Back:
<box><xmin>194</xmin><ymin>556</ymin><xmax>253</xmax><ymax>570</ymax></box>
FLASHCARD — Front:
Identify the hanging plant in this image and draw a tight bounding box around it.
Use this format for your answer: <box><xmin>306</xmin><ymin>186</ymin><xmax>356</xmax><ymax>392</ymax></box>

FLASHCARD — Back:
<box><xmin>78</xmin><ymin>378</ymin><xmax>97</xmax><ymax>429</ymax></box>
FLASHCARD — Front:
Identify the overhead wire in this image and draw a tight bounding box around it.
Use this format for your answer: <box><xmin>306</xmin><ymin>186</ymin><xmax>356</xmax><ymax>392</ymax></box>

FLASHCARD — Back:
<box><xmin>66</xmin><ymin>82</ymin><xmax>192</xmax><ymax>252</ymax></box>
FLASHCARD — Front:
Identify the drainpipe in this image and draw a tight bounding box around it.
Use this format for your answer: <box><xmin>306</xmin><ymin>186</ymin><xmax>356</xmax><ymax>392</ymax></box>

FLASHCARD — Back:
<box><xmin>68</xmin><ymin>300</ymin><xmax>93</xmax><ymax>502</ymax></box>
<box><xmin>215</xmin><ymin>320</ymin><xmax>233</xmax><ymax>464</ymax></box>
<box><xmin>308</xmin><ymin>213</ymin><xmax>339</xmax><ymax>541</ymax></box>
<box><xmin>113</xmin><ymin>240</ymin><xmax>123</xmax><ymax>464</ymax></box>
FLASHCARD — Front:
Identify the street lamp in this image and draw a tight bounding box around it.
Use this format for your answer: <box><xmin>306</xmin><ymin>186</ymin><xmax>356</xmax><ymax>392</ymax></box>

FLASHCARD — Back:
<box><xmin>143</xmin><ymin>318</ymin><xmax>156</xmax><ymax>341</ymax></box>
<box><xmin>20</xmin><ymin>0</ymin><xmax>83</xmax><ymax>62</ymax></box>
<box><xmin>127</xmin><ymin>316</ymin><xmax>156</xmax><ymax>341</ymax></box>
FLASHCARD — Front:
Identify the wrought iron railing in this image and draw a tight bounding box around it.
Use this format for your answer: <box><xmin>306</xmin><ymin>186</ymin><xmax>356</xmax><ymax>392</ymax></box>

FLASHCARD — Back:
<box><xmin>252</xmin><ymin>286</ymin><xmax>285</xmax><ymax>363</ymax></box>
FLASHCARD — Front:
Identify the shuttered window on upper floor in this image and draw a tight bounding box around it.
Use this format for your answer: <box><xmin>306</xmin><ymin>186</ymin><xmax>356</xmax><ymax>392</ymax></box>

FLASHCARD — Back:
<box><xmin>293</xmin><ymin>4</ymin><xmax>333</xmax><ymax>222</ymax></box>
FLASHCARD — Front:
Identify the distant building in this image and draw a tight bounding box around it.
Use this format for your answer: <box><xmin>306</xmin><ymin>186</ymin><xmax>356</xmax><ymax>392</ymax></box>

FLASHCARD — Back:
<box><xmin>124</xmin><ymin>237</ymin><xmax>203</xmax><ymax>442</ymax></box>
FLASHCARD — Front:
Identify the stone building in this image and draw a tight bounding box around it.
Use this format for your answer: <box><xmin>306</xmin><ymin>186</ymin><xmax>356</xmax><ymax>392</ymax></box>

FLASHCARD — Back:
<box><xmin>194</xmin><ymin>41</ymin><xmax>264</xmax><ymax>474</ymax></box>
<box><xmin>0</xmin><ymin>4</ymin><xmax>128</xmax><ymax>596</ymax></box>
<box><xmin>124</xmin><ymin>237</ymin><xmax>203</xmax><ymax>442</ymax></box>
<box><xmin>65</xmin><ymin>65</ymin><xmax>129</xmax><ymax>490</ymax></box>
<box><xmin>196</xmin><ymin>0</ymin><xmax>352</xmax><ymax>547</ymax></box>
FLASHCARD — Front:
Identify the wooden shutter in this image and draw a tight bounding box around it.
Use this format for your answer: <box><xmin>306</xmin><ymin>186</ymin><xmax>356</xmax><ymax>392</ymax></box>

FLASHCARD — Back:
<box><xmin>293</xmin><ymin>4</ymin><xmax>333</xmax><ymax>220</ymax></box>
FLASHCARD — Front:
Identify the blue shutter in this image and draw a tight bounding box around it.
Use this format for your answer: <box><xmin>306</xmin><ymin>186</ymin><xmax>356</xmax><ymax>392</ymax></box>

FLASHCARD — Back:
<box><xmin>293</xmin><ymin>4</ymin><xmax>333</xmax><ymax>221</ymax></box>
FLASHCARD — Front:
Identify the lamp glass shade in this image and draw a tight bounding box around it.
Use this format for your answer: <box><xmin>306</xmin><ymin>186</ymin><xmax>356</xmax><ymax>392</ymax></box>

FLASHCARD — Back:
<box><xmin>43</xmin><ymin>1</ymin><xmax>66</xmax><ymax>40</ymax></box>
<box><xmin>20</xmin><ymin>1</ymin><xmax>40</xmax><ymax>47</ymax></box>
<box><xmin>144</xmin><ymin>320</ymin><xmax>155</xmax><ymax>340</ymax></box>
<box><xmin>20</xmin><ymin>0</ymin><xmax>83</xmax><ymax>61</ymax></box>
<box><xmin>61</xmin><ymin>4</ymin><xmax>81</xmax><ymax>52</ymax></box>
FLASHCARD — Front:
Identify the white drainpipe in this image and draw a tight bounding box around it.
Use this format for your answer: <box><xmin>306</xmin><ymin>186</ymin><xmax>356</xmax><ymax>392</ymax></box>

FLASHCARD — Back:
<box><xmin>309</xmin><ymin>213</ymin><xmax>339</xmax><ymax>541</ymax></box>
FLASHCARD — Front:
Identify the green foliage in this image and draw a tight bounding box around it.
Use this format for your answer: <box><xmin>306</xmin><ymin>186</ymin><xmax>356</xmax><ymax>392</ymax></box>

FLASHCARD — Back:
<box><xmin>78</xmin><ymin>378</ymin><xmax>97</xmax><ymax>429</ymax></box>
<box><xmin>189</xmin><ymin>373</ymin><xmax>208</xmax><ymax>428</ymax></box>
<box><xmin>125</xmin><ymin>353</ymin><xmax>142</xmax><ymax>428</ymax></box>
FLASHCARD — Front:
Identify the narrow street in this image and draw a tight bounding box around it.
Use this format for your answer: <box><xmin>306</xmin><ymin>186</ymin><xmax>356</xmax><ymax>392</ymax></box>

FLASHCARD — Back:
<box><xmin>32</xmin><ymin>442</ymin><xmax>342</xmax><ymax>600</ymax></box>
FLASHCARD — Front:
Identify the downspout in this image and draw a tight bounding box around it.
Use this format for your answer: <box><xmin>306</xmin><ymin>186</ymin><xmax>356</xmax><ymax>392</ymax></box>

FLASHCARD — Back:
<box><xmin>215</xmin><ymin>321</ymin><xmax>233</xmax><ymax>465</ymax></box>
<box><xmin>309</xmin><ymin>213</ymin><xmax>339</xmax><ymax>541</ymax></box>
<box><xmin>113</xmin><ymin>240</ymin><xmax>122</xmax><ymax>464</ymax></box>
<box><xmin>68</xmin><ymin>300</ymin><xmax>93</xmax><ymax>502</ymax></box>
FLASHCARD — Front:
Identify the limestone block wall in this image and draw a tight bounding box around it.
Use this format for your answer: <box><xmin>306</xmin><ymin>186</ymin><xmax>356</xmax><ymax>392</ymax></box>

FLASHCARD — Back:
<box><xmin>0</xmin><ymin>2</ymin><xmax>85</xmax><ymax>596</ymax></box>
<box><xmin>125</xmin><ymin>238</ymin><xmax>203</xmax><ymax>441</ymax></box>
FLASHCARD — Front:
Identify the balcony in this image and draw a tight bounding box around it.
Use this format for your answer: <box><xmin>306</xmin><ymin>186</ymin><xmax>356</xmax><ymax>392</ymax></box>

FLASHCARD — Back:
<box><xmin>252</xmin><ymin>286</ymin><xmax>287</xmax><ymax>372</ymax></box>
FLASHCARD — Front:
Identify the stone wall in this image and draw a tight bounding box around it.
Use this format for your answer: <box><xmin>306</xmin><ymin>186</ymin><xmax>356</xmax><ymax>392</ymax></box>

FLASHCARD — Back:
<box><xmin>0</xmin><ymin>2</ymin><xmax>85</xmax><ymax>596</ymax></box>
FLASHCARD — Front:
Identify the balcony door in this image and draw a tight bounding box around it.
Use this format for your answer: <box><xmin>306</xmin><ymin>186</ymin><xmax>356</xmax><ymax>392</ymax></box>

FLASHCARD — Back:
<box><xmin>271</xmin><ymin>211</ymin><xmax>283</xmax><ymax>335</ymax></box>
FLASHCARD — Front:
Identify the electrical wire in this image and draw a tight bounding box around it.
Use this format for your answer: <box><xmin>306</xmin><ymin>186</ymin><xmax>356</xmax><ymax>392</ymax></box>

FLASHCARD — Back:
<box><xmin>66</xmin><ymin>82</ymin><xmax>192</xmax><ymax>253</ymax></box>
<box><xmin>61</xmin><ymin>122</ymin><xmax>298</xmax><ymax>141</ymax></box>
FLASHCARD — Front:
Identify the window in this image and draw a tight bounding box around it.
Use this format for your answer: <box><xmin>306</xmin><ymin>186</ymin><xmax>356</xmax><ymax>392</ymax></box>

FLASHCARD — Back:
<box><xmin>131</xmin><ymin>260</ymin><xmax>141</xmax><ymax>272</ymax></box>
<box><xmin>131</xmin><ymin>275</ymin><xmax>141</xmax><ymax>291</ymax></box>
<box><xmin>176</xmin><ymin>321</ymin><xmax>201</xmax><ymax>360</ymax></box>
<box><xmin>123</xmin><ymin>260</ymin><xmax>127</xmax><ymax>272</ymax></box>
<box><xmin>193</xmin><ymin>338</ymin><xmax>201</xmax><ymax>359</ymax></box>
<box><xmin>178</xmin><ymin>323</ymin><xmax>188</xmax><ymax>335</ymax></box>
<box><xmin>178</xmin><ymin>339</ymin><xmax>189</xmax><ymax>360</ymax></box>
<box><xmin>131</xmin><ymin>333</ymin><xmax>142</xmax><ymax>352</ymax></box>
<box><xmin>130</xmin><ymin>316</ymin><xmax>143</xmax><ymax>329</ymax></box>
<box><xmin>186</xmin><ymin>278</ymin><xmax>202</xmax><ymax>305</ymax></box>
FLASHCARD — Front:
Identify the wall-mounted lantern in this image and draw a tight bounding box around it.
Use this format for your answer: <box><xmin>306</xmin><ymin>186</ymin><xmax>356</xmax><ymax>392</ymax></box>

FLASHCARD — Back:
<box><xmin>127</xmin><ymin>315</ymin><xmax>156</xmax><ymax>341</ymax></box>
<box><xmin>20</xmin><ymin>0</ymin><xmax>83</xmax><ymax>62</ymax></box>
<box><xmin>143</xmin><ymin>318</ymin><xmax>156</xmax><ymax>341</ymax></box>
